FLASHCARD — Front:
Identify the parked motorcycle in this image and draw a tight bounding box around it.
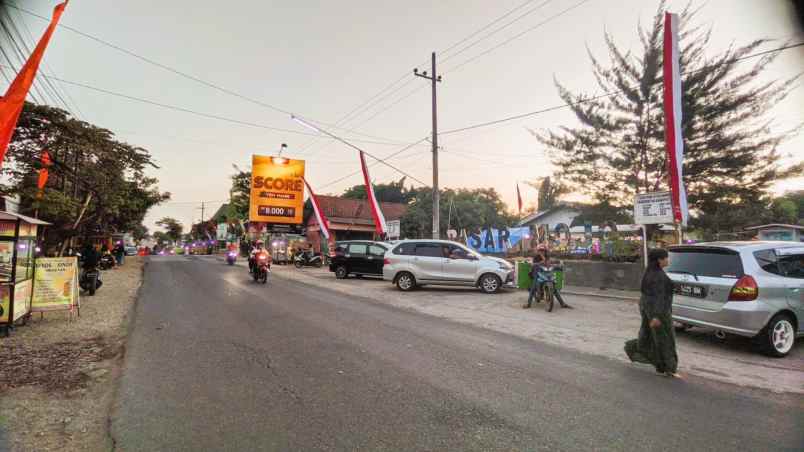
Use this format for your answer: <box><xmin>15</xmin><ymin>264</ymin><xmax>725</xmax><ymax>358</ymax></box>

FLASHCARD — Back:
<box><xmin>99</xmin><ymin>254</ymin><xmax>116</xmax><ymax>270</ymax></box>
<box><xmin>226</xmin><ymin>250</ymin><xmax>237</xmax><ymax>265</ymax></box>
<box><xmin>253</xmin><ymin>252</ymin><xmax>271</xmax><ymax>284</ymax></box>
<box><xmin>80</xmin><ymin>266</ymin><xmax>103</xmax><ymax>296</ymax></box>
<box><xmin>294</xmin><ymin>251</ymin><xmax>323</xmax><ymax>269</ymax></box>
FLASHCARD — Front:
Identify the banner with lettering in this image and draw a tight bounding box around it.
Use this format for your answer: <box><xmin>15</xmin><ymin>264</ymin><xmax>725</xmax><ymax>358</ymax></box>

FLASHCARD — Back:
<box><xmin>466</xmin><ymin>227</ymin><xmax>530</xmax><ymax>253</ymax></box>
<box><xmin>31</xmin><ymin>257</ymin><xmax>79</xmax><ymax>313</ymax></box>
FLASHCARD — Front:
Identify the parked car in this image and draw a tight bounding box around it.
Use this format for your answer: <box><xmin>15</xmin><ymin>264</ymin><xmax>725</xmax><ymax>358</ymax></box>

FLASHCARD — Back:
<box><xmin>329</xmin><ymin>241</ymin><xmax>389</xmax><ymax>279</ymax></box>
<box><xmin>382</xmin><ymin>240</ymin><xmax>514</xmax><ymax>294</ymax></box>
<box><xmin>667</xmin><ymin>241</ymin><xmax>803</xmax><ymax>357</ymax></box>
<box><xmin>125</xmin><ymin>246</ymin><xmax>138</xmax><ymax>256</ymax></box>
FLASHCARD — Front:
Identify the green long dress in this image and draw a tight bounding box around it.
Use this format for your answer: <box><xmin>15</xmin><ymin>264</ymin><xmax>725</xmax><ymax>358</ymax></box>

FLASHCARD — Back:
<box><xmin>624</xmin><ymin>267</ymin><xmax>678</xmax><ymax>374</ymax></box>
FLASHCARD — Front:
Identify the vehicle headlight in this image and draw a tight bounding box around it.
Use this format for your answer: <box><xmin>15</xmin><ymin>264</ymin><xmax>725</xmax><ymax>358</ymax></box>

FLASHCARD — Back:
<box><xmin>498</xmin><ymin>262</ymin><xmax>512</xmax><ymax>271</ymax></box>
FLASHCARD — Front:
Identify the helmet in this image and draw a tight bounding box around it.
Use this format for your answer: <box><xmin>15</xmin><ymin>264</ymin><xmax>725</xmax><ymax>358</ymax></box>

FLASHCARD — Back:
<box><xmin>256</xmin><ymin>240</ymin><xmax>264</xmax><ymax>246</ymax></box>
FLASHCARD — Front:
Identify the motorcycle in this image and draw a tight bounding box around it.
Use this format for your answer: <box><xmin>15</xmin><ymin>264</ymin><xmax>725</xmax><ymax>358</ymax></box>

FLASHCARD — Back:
<box><xmin>226</xmin><ymin>250</ymin><xmax>237</xmax><ymax>265</ymax></box>
<box><xmin>79</xmin><ymin>266</ymin><xmax>103</xmax><ymax>296</ymax></box>
<box><xmin>253</xmin><ymin>252</ymin><xmax>271</xmax><ymax>284</ymax></box>
<box><xmin>294</xmin><ymin>251</ymin><xmax>323</xmax><ymax>269</ymax></box>
<box><xmin>99</xmin><ymin>254</ymin><xmax>116</xmax><ymax>270</ymax></box>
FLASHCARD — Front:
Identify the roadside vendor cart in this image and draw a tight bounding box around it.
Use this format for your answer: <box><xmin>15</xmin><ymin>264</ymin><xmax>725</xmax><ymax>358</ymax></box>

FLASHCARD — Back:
<box><xmin>0</xmin><ymin>211</ymin><xmax>50</xmax><ymax>336</ymax></box>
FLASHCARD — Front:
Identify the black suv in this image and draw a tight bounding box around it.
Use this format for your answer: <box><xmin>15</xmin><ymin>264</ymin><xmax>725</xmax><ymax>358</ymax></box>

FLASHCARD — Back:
<box><xmin>329</xmin><ymin>241</ymin><xmax>390</xmax><ymax>279</ymax></box>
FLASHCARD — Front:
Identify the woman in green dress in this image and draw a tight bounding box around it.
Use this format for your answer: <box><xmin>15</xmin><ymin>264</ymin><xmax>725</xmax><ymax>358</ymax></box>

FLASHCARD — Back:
<box><xmin>625</xmin><ymin>248</ymin><xmax>681</xmax><ymax>378</ymax></box>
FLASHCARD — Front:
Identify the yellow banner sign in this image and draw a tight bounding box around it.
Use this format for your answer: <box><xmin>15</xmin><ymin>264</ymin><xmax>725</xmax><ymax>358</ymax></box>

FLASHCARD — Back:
<box><xmin>249</xmin><ymin>155</ymin><xmax>305</xmax><ymax>224</ymax></box>
<box><xmin>31</xmin><ymin>257</ymin><xmax>79</xmax><ymax>312</ymax></box>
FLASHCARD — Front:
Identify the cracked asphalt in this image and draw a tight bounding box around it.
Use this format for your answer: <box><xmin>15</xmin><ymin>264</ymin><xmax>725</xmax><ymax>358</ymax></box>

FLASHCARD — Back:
<box><xmin>110</xmin><ymin>256</ymin><xmax>804</xmax><ymax>451</ymax></box>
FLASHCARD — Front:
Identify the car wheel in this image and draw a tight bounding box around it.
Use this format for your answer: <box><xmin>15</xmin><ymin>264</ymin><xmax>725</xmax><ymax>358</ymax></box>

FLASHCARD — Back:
<box><xmin>479</xmin><ymin>274</ymin><xmax>501</xmax><ymax>294</ymax></box>
<box><xmin>396</xmin><ymin>272</ymin><xmax>416</xmax><ymax>291</ymax></box>
<box><xmin>335</xmin><ymin>265</ymin><xmax>348</xmax><ymax>279</ymax></box>
<box><xmin>761</xmin><ymin>313</ymin><xmax>796</xmax><ymax>358</ymax></box>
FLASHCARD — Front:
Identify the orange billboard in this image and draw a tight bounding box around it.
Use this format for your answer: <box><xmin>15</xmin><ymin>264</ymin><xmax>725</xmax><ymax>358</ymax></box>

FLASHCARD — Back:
<box><xmin>249</xmin><ymin>155</ymin><xmax>305</xmax><ymax>224</ymax></box>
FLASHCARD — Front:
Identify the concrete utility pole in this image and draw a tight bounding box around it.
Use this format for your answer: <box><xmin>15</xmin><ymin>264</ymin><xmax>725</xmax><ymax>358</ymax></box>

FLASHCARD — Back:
<box><xmin>414</xmin><ymin>52</ymin><xmax>442</xmax><ymax>239</ymax></box>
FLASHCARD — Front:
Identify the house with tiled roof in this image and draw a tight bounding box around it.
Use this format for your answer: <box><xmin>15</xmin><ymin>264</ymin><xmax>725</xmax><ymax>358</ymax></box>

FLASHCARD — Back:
<box><xmin>305</xmin><ymin>195</ymin><xmax>406</xmax><ymax>253</ymax></box>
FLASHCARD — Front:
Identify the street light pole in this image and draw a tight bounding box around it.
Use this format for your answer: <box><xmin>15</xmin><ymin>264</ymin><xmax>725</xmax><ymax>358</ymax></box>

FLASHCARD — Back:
<box><xmin>415</xmin><ymin>52</ymin><xmax>442</xmax><ymax>239</ymax></box>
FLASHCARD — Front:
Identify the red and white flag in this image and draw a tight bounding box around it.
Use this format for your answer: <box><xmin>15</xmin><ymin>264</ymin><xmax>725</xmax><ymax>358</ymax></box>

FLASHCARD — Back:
<box><xmin>516</xmin><ymin>183</ymin><xmax>523</xmax><ymax>214</ymax></box>
<box><xmin>663</xmin><ymin>12</ymin><xmax>689</xmax><ymax>226</ymax></box>
<box><xmin>359</xmin><ymin>151</ymin><xmax>387</xmax><ymax>236</ymax></box>
<box><xmin>0</xmin><ymin>1</ymin><xmax>68</xmax><ymax>168</ymax></box>
<box><xmin>303</xmin><ymin>178</ymin><xmax>331</xmax><ymax>241</ymax></box>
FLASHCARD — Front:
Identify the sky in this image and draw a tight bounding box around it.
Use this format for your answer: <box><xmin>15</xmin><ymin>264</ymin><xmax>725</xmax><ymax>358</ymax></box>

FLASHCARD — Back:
<box><xmin>5</xmin><ymin>0</ymin><xmax>804</xmax><ymax>232</ymax></box>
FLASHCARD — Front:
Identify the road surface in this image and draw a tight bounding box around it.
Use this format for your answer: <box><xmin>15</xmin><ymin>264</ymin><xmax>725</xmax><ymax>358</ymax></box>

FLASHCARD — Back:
<box><xmin>111</xmin><ymin>256</ymin><xmax>803</xmax><ymax>451</ymax></box>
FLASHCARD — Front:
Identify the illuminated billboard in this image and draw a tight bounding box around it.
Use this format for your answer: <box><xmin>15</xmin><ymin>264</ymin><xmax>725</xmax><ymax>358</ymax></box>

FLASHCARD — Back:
<box><xmin>249</xmin><ymin>155</ymin><xmax>305</xmax><ymax>225</ymax></box>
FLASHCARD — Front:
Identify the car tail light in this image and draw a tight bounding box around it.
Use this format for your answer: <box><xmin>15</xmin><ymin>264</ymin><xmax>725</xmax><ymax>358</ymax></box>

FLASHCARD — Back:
<box><xmin>728</xmin><ymin>275</ymin><xmax>758</xmax><ymax>301</ymax></box>
<box><xmin>258</xmin><ymin>254</ymin><xmax>267</xmax><ymax>261</ymax></box>
<box><xmin>383</xmin><ymin>258</ymin><xmax>391</xmax><ymax>265</ymax></box>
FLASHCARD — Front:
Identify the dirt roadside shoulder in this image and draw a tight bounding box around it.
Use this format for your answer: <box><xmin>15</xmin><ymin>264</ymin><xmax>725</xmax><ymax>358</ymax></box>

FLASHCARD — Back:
<box><xmin>0</xmin><ymin>256</ymin><xmax>145</xmax><ymax>452</ymax></box>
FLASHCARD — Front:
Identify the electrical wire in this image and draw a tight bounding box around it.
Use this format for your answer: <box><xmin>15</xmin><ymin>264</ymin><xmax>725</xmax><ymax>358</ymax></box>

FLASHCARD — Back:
<box><xmin>440</xmin><ymin>41</ymin><xmax>804</xmax><ymax>136</ymax></box>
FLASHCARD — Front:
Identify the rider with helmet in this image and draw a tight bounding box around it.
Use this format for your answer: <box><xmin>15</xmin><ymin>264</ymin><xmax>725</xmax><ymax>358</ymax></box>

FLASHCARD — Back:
<box><xmin>249</xmin><ymin>240</ymin><xmax>269</xmax><ymax>273</ymax></box>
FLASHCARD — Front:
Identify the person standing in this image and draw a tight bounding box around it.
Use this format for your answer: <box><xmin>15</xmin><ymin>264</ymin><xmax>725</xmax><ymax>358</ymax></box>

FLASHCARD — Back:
<box><xmin>625</xmin><ymin>248</ymin><xmax>680</xmax><ymax>378</ymax></box>
<box><xmin>113</xmin><ymin>242</ymin><xmax>125</xmax><ymax>266</ymax></box>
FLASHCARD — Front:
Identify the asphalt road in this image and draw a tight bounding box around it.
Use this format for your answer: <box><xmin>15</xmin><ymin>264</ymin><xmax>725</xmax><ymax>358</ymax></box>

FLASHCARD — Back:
<box><xmin>111</xmin><ymin>256</ymin><xmax>804</xmax><ymax>451</ymax></box>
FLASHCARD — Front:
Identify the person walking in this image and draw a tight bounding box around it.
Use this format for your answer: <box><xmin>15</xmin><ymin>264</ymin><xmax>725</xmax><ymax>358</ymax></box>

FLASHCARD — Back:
<box><xmin>625</xmin><ymin>248</ymin><xmax>681</xmax><ymax>378</ymax></box>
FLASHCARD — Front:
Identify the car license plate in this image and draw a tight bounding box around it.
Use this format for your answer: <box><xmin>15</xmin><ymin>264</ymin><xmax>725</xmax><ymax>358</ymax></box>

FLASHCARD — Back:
<box><xmin>675</xmin><ymin>283</ymin><xmax>706</xmax><ymax>298</ymax></box>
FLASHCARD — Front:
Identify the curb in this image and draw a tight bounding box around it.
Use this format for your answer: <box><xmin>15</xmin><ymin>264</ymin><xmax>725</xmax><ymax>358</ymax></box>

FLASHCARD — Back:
<box><xmin>560</xmin><ymin>289</ymin><xmax>639</xmax><ymax>302</ymax></box>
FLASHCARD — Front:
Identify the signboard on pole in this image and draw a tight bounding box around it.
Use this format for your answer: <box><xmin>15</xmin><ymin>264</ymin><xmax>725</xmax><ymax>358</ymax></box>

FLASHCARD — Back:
<box><xmin>387</xmin><ymin>220</ymin><xmax>401</xmax><ymax>240</ymax></box>
<box><xmin>216</xmin><ymin>223</ymin><xmax>227</xmax><ymax>241</ymax></box>
<box><xmin>31</xmin><ymin>257</ymin><xmax>79</xmax><ymax>313</ymax></box>
<box><xmin>249</xmin><ymin>155</ymin><xmax>306</xmax><ymax>225</ymax></box>
<box><xmin>634</xmin><ymin>191</ymin><xmax>674</xmax><ymax>225</ymax></box>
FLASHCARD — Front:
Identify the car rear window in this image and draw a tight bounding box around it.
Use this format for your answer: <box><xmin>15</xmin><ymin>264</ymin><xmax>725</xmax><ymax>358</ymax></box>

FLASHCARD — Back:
<box><xmin>415</xmin><ymin>244</ymin><xmax>443</xmax><ymax>257</ymax></box>
<box><xmin>667</xmin><ymin>247</ymin><xmax>744</xmax><ymax>279</ymax></box>
<box><xmin>393</xmin><ymin>243</ymin><xmax>415</xmax><ymax>255</ymax></box>
<box><xmin>348</xmin><ymin>244</ymin><xmax>367</xmax><ymax>255</ymax></box>
<box><xmin>368</xmin><ymin>245</ymin><xmax>387</xmax><ymax>256</ymax></box>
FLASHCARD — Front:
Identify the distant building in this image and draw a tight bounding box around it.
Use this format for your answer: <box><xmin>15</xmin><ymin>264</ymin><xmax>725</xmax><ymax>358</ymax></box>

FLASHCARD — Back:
<box><xmin>305</xmin><ymin>196</ymin><xmax>406</xmax><ymax>253</ymax></box>
<box><xmin>744</xmin><ymin>224</ymin><xmax>804</xmax><ymax>242</ymax></box>
<box><xmin>516</xmin><ymin>204</ymin><xmax>582</xmax><ymax>230</ymax></box>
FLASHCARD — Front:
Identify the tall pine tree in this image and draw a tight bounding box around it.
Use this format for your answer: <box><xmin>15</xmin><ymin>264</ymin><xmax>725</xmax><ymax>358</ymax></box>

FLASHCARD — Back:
<box><xmin>535</xmin><ymin>1</ymin><xmax>802</xmax><ymax>233</ymax></box>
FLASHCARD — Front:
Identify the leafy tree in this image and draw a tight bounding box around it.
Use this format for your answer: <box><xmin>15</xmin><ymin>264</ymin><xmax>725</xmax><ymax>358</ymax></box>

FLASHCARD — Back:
<box><xmin>526</xmin><ymin>176</ymin><xmax>567</xmax><ymax>211</ymax></box>
<box><xmin>131</xmin><ymin>223</ymin><xmax>149</xmax><ymax>242</ymax></box>
<box><xmin>342</xmin><ymin>177</ymin><xmax>412</xmax><ymax>204</ymax></box>
<box><xmin>156</xmin><ymin>217</ymin><xmax>183</xmax><ymax>243</ymax></box>
<box><xmin>228</xmin><ymin>168</ymin><xmax>251</xmax><ymax>221</ymax></box>
<box><xmin>152</xmin><ymin>231</ymin><xmax>170</xmax><ymax>245</ymax></box>
<box><xmin>402</xmin><ymin>187</ymin><xmax>516</xmax><ymax>239</ymax></box>
<box><xmin>569</xmin><ymin>200</ymin><xmax>633</xmax><ymax>227</ymax></box>
<box><xmin>535</xmin><ymin>1</ymin><xmax>802</xmax><ymax>234</ymax></box>
<box><xmin>3</xmin><ymin>103</ymin><xmax>170</xmax><ymax>251</ymax></box>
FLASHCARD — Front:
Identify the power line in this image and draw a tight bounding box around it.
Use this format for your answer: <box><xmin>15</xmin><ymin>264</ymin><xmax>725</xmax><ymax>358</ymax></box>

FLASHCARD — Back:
<box><xmin>317</xmin><ymin>137</ymin><xmax>429</xmax><ymax>190</ymax></box>
<box><xmin>443</xmin><ymin>0</ymin><xmax>594</xmax><ymax>74</ymax></box>
<box><xmin>0</xmin><ymin>64</ymin><xmax>423</xmax><ymax>147</ymax></box>
<box><xmin>440</xmin><ymin>41</ymin><xmax>804</xmax><ymax>136</ymax></box>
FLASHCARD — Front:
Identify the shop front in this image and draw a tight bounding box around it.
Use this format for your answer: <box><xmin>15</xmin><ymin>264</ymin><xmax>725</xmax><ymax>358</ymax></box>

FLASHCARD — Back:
<box><xmin>0</xmin><ymin>211</ymin><xmax>50</xmax><ymax>336</ymax></box>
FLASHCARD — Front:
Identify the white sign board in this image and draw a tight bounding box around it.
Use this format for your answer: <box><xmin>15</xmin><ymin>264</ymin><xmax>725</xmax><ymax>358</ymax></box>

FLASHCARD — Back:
<box><xmin>634</xmin><ymin>191</ymin><xmax>674</xmax><ymax>225</ymax></box>
<box><xmin>387</xmin><ymin>220</ymin><xmax>401</xmax><ymax>240</ymax></box>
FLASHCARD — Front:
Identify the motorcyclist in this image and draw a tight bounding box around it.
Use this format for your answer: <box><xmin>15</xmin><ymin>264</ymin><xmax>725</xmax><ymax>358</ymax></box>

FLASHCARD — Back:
<box><xmin>80</xmin><ymin>242</ymin><xmax>100</xmax><ymax>270</ymax></box>
<box><xmin>525</xmin><ymin>252</ymin><xmax>572</xmax><ymax>309</ymax></box>
<box><xmin>249</xmin><ymin>240</ymin><xmax>269</xmax><ymax>273</ymax></box>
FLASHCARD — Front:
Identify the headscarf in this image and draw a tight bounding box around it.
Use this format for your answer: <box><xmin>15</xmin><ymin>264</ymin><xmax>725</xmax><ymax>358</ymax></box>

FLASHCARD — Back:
<box><xmin>641</xmin><ymin>248</ymin><xmax>669</xmax><ymax>295</ymax></box>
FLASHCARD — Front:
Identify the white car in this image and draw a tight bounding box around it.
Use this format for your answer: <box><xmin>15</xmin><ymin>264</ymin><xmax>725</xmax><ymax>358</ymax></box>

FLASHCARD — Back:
<box><xmin>382</xmin><ymin>240</ymin><xmax>514</xmax><ymax>294</ymax></box>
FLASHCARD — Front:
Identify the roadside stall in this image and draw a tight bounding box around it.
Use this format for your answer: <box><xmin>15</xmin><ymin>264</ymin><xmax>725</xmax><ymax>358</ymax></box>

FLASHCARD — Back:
<box><xmin>0</xmin><ymin>211</ymin><xmax>50</xmax><ymax>336</ymax></box>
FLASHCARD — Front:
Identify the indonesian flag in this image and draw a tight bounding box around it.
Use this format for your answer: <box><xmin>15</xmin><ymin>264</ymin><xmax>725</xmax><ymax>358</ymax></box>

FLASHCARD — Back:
<box><xmin>516</xmin><ymin>183</ymin><xmax>523</xmax><ymax>214</ymax></box>
<box><xmin>36</xmin><ymin>150</ymin><xmax>52</xmax><ymax>197</ymax></box>
<box><xmin>0</xmin><ymin>1</ymin><xmax>69</xmax><ymax>168</ymax></box>
<box><xmin>303</xmin><ymin>178</ymin><xmax>331</xmax><ymax>241</ymax></box>
<box><xmin>359</xmin><ymin>151</ymin><xmax>387</xmax><ymax>236</ymax></box>
<box><xmin>662</xmin><ymin>12</ymin><xmax>689</xmax><ymax>226</ymax></box>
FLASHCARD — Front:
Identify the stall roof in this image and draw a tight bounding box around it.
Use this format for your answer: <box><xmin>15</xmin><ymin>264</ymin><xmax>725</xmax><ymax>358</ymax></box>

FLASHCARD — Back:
<box><xmin>0</xmin><ymin>211</ymin><xmax>51</xmax><ymax>225</ymax></box>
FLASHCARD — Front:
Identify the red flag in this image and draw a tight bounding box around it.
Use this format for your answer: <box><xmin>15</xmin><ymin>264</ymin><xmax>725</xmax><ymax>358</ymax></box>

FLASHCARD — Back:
<box><xmin>303</xmin><ymin>178</ymin><xmax>331</xmax><ymax>241</ymax></box>
<box><xmin>37</xmin><ymin>150</ymin><xmax>52</xmax><ymax>196</ymax></box>
<box><xmin>662</xmin><ymin>12</ymin><xmax>689</xmax><ymax>226</ymax></box>
<box><xmin>0</xmin><ymin>1</ymin><xmax>69</xmax><ymax>168</ymax></box>
<box><xmin>516</xmin><ymin>183</ymin><xmax>523</xmax><ymax>214</ymax></box>
<box><xmin>359</xmin><ymin>151</ymin><xmax>387</xmax><ymax>236</ymax></box>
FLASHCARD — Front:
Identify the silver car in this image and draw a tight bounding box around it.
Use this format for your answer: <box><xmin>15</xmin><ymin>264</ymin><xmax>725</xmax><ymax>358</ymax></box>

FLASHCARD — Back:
<box><xmin>667</xmin><ymin>241</ymin><xmax>803</xmax><ymax>357</ymax></box>
<box><xmin>382</xmin><ymin>240</ymin><xmax>514</xmax><ymax>294</ymax></box>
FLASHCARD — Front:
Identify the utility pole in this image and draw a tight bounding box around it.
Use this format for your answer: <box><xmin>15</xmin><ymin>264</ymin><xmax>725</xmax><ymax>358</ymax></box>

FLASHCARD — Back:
<box><xmin>414</xmin><ymin>52</ymin><xmax>442</xmax><ymax>239</ymax></box>
<box><xmin>198</xmin><ymin>202</ymin><xmax>205</xmax><ymax>223</ymax></box>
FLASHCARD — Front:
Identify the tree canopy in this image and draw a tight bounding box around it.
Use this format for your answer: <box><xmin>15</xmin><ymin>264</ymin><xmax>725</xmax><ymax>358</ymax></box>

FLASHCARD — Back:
<box><xmin>156</xmin><ymin>217</ymin><xmax>183</xmax><ymax>243</ymax></box>
<box><xmin>3</xmin><ymin>103</ymin><xmax>170</xmax><ymax>252</ymax></box>
<box><xmin>535</xmin><ymin>1</ymin><xmax>802</xmax><ymax>234</ymax></box>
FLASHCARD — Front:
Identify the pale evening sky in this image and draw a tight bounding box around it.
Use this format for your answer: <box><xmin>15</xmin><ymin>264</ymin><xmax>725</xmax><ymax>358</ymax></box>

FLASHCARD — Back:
<box><xmin>6</xmin><ymin>0</ymin><xmax>804</xmax><ymax>232</ymax></box>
